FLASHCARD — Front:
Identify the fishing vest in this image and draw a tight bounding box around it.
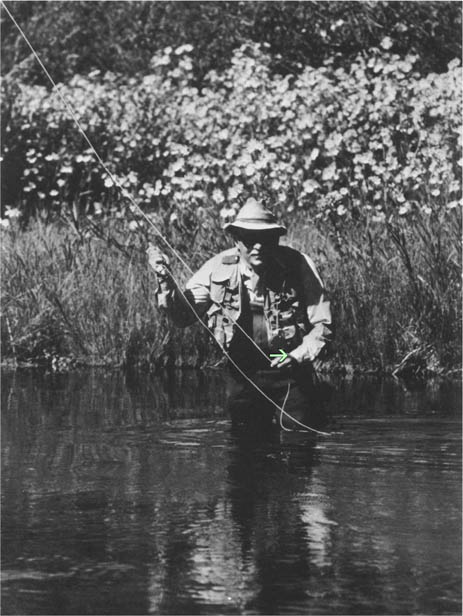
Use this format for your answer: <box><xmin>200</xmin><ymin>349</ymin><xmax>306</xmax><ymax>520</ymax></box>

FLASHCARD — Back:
<box><xmin>206</xmin><ymin>248</ymin><xmax>310</xmax><ymax>352</ymax></box>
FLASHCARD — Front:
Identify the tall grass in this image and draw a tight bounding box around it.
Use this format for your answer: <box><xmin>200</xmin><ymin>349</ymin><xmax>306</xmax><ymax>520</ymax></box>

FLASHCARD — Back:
<box><xmin>287</xmin><ymin>207</ymin><xmax>461</xmax><ymax>375</ymax></box>
<box><xmin>1</xmin><ymin>206</ymin><xmax>460</xmax><ymax>375</ymax></box>
<box><xmin>0</xmin><ymin>217</ymin><xmax>212</xmax><ymax>369</ymax></box>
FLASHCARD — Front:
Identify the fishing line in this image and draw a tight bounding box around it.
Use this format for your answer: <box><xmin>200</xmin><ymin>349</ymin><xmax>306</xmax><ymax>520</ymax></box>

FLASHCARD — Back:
<box><xmin>3</xmin><ymin>2</ymin><xmax>330</xmax><ymax>436</ymax></box>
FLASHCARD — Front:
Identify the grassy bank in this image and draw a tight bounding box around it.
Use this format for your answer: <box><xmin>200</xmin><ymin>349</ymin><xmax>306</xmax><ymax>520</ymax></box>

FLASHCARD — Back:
<box><xmin>2</xmin><ymin>207</ymin><xmax>460</xmax><ymax>377</ymax></box>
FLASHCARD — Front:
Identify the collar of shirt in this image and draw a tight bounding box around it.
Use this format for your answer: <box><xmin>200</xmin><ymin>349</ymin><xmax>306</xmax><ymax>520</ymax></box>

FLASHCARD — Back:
<box><xmin>239</xmin><ymin>259</ymin><xmax>265</xmax><ymax>304</ymax></box>
<box><xmin>239</xmin><ymin>259</ymin><xmax>253</xmax><ymax>280</ymax></box>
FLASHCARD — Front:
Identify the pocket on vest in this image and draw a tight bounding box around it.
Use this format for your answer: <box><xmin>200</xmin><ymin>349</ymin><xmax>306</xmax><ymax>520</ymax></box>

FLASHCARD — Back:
<box><xmin>209</xmin><ymin>283</ymin><xmax>226</xmax><ymax>304</ymax></box>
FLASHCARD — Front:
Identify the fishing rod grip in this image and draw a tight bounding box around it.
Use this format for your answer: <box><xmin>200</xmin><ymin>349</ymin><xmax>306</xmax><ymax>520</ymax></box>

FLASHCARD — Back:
<box><xmin>146</xmin><ymin>245</ymin><xmax>172</xmax><ymax>281</ymax></box>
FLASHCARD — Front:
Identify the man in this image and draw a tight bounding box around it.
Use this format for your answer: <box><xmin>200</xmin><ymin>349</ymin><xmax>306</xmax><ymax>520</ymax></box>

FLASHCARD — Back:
<box><xmin>148</xmin><ymin>199</ymin><xmax>332</xmax><ymax>429</ymax></box>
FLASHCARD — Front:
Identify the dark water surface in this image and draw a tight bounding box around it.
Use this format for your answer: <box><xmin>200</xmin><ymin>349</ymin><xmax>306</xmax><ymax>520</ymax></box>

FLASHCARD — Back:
<box><xmin>2</xmin><ymin>369</ymin><xmax>461</xmax><ymax>615</ymax></box>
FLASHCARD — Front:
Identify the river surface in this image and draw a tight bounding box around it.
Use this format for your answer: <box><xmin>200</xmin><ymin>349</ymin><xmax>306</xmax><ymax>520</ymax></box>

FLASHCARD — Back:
<box><xmin>1</xmin><ymin>369</ymin><xmax>461</xmax><ymax>615</ymax></box>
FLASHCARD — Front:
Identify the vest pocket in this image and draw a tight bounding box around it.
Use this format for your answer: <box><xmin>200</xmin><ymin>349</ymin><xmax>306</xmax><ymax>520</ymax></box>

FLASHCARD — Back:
<box><xmin>210</xmin><ymin>280</ymin><xmax>240</xmax><ymax>310</ymax></box>
<box><xmin>207</xmin><ymin>312</ymin><xmax>230</xmax><ymax>348</ymax></box>
<box><xmin>210</xmin><ymin>282</ymin><xmax>226</xmax><ymax>304</ymax></box>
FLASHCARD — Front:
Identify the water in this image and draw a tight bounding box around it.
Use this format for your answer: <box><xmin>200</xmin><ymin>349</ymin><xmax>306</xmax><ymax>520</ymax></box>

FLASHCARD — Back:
<box><xmin>1</xmin><ymin>369</ymin><xmax>461</xmax><ymax>615</ymax></box>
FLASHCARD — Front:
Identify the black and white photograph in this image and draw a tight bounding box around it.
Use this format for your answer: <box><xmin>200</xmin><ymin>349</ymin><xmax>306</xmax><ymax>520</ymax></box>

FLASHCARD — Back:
<box><xmin>1</xmin><ymin>1</ymin><xmax>461</xmax><ymax>614</ymax></box>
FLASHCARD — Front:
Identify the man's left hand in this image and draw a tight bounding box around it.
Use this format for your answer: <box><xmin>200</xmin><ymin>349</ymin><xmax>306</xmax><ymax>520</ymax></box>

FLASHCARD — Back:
<box><xmin>270</xmin><ymin>354</ymin><xmax>297</xmax><ymax>369</ymax></box>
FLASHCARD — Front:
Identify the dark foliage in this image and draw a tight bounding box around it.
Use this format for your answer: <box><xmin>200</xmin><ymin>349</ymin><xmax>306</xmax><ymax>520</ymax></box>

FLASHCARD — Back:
<box><xmin>1</xmin><ymin>1</ymin><xmax>461</xmax><ymax>84</ymax></box>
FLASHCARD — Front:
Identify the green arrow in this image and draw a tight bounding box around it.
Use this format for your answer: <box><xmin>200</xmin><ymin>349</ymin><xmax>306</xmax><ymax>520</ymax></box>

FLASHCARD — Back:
<box><xmin>269</xmin><ymin>348</ymin><xmax>288</xmax><ymax>363</ymax></box>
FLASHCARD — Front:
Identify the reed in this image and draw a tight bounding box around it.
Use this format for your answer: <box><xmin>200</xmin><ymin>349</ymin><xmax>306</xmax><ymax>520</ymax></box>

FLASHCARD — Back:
<box><xmin>0</xmin><ymin>217</ymin><xmax>208</xmax><ymax>369</ymax></box>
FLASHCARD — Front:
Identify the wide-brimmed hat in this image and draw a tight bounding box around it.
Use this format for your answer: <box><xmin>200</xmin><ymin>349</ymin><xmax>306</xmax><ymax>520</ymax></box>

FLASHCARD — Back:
<box><xmin>223</xmin><ymin>198</ymin><xmax>286</xmax><ymax>236</ymax></box>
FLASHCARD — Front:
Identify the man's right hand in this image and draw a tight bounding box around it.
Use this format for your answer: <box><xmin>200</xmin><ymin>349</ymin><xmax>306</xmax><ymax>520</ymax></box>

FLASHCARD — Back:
<box><xmin>146</xmin><ymin>245</ymin><xmax>173</xmax><ymax>290</ymax></box>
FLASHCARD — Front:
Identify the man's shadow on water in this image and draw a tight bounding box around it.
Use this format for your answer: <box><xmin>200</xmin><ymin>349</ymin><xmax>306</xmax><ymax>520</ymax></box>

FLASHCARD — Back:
<box><xmin>225</xmin><ymin>420</ymin><xmax>326</xmax><ymax>612</ymax></box>
<box><xmin>222</xmin><ymin>371</ymin><xmax>339</xmax><ymax>612</ymax></box>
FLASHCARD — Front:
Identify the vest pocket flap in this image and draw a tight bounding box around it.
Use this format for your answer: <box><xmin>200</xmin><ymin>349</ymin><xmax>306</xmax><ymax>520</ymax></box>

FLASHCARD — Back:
<box><xmin>209</xmin><ymin>271</ymin><xmax>230</xmax><ymax>303</ymax></box>
<box><xmin>210</xmin><ymin>270</ymin><xmax>230</xmax><ymax>283</ymax></box>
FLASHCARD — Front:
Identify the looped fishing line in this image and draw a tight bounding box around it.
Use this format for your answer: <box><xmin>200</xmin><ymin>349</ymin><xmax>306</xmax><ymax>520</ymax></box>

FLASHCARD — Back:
<box><xmin>279</xmin><ymin>381</ymin><xmax>292</xmax><ymax>432</ymax></box>
<box><xmin>3</xmin><ymin>1</ymin><xmax>331</xmax><ymax>436</ymax></box>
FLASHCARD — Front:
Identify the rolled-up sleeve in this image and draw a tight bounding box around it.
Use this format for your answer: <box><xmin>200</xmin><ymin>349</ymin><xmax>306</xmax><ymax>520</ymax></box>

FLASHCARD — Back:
<box><xmin>156</xmin><ymin>259</ymin><xmax>213</xmax><ymax>327</ymax></box>
<box><xmin>289</xmin><ymin>253</ymin><xmax>332</xmax><ymax>364</ymax></box>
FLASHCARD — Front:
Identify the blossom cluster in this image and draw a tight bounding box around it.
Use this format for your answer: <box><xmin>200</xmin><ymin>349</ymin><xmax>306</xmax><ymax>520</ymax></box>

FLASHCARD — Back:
<box><xmin>2</xmin><ymin>42</ymin><xmax>461</xmax><ymax>226</ymax></box>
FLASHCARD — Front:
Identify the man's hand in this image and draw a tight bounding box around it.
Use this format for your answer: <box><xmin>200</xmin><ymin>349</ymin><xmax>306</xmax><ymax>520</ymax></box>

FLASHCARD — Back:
<box><xmin>270</xmin><ymin>353</ymin><xmax>298</xmax><ymax>370</ymax></box>
<box><xmin>146</xmin><ymin>245</ymin><xmax>173</xmax><ymax>290</ymax></box>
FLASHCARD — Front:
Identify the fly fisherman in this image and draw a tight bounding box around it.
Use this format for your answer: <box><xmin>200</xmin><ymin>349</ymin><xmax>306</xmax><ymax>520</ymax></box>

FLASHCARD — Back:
<box><xmin>147</xmin><ymin>199</ymin><xmax>332</xmax><ymax>430</ymax></box>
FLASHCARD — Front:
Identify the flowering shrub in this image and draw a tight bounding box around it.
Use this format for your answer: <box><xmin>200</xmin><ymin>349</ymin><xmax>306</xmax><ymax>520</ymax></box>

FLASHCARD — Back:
<box><xmin>2</xmin><ymin>42</ymin><xmax>461</xmax><ymax>228</ymax></box>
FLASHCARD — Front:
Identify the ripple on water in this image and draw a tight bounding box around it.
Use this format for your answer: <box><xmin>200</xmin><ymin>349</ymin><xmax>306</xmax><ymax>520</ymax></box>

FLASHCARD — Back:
<box><xmin>1</xmin><ymin>370</ymin><xmax>461</xmax><ymax>616</ymax></box>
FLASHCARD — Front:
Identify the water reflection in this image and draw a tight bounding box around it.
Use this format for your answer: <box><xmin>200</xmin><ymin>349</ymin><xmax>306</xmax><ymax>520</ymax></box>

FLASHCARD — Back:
<box><xmin>1</xmin><ymin>369</ymin><xmax>461</xmax><ymax>615</ymax></box>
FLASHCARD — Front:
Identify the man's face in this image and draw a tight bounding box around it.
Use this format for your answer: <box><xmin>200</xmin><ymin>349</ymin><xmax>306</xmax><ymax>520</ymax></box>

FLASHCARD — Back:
<box><xmin>234</xmin><ymin>229</ymin><xmax>280</xmax><ymax>271</ymax></box>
